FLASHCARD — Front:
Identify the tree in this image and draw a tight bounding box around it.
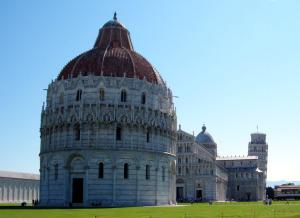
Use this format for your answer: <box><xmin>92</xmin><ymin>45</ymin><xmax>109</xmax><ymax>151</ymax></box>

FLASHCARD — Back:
<box><xmin>266</xmin><ymin>187</ymin><xmax>274</xmax><ymax>199</ymax></box>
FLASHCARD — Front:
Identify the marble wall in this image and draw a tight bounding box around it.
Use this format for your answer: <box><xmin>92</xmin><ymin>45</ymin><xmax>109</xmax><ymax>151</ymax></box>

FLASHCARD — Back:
<box><xmin>0</xmin><ymin>177</ymin><xmax>39</xmax><ymax>203</ymax></box>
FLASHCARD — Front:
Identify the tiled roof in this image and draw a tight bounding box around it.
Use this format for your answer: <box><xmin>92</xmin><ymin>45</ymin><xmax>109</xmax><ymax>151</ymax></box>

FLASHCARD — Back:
<box><xmin>276</xmin><ymin>185</ymin><xmax>300</xmax><ymax>190</ymax></box>
<box><xmin>216</xmin><ymin>156</ymin><xmax>258</xmax><ymax>161</ymax></box>
<box><xmin>57</xmin><ymin>17</ymin><xmax>165</xmax><ymax>86</ymax></box>
<box><xmin>0</xmin><ymin>170</ymin><xmax>40</xmax><ymax>181</ymax></box>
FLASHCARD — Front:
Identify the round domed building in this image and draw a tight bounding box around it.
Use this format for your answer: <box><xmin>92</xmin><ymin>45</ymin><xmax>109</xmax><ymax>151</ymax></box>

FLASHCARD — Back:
<box><xmin>39</xmin><ymin>14</ymin><xmax>177</xmax><ymax>207</ymax></box>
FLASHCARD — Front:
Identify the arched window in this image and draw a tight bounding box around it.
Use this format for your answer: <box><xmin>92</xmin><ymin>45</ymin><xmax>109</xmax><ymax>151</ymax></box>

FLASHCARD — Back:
<box><xmin>76</xmin><ymin>89</ymin><xmax>82</xmax><ymax>101</ymax></box>
<box><xmin>48</xmin><ymin>130</ymin><xmax>52</xmax><ymax>145</ymax></box>
<box><xmin>59</xmin><ymin>93</ymin><xmax>64</xmax><ymax>104</ymax></box>
<box><xmin>178</xmin><ymin>166</ymin><xmax>181</xmax><ymax>175</ymax></box>
<box><xmin>162</xmin><ymin>166</ymin><xmax>165</xmax><ymax>181</ymax></box>
<box><xmin>74</xmin><ymin>124</ymin><xmax>80</xmax><ymax>141</ymax></box>
<box><xmin>116</xmin><ymin>126</ymin><xmax>122</xmax><ymax>141</ymax></box>
<box><xmin>98</xmin><ymin>162</ymin><xmax>104</xmax><ymax>179</ymax></box>
<box><xmin>178</xmin><ymin>158</ymin><xmax>181</xmax><ymax>164</ymax></box>
<box><xmin>54</xmin><ymin>164</ymin><xmax>58</xmax><ymax>180</ymax></box>
<box><xmin>141</xmin><ymin>92</ymin><xmax>146</xmax><ymax>104</ymax></box>
<box><xmin>124</xmin><ymin>163</ymin><xmax>129</xmax><ymax>179</ymax></box>
<box><xmin>146</xmin><ymin>165</ymin><xmax>150</xmax><ymax>180</ymax></box>
<box><xmin>99</xmin><ymin>88</ymin><xmax>105</xmax><ymax>101</ymax></box>
<box><xmin>121</xmin><ymin>89</ymin><xmax>127</xmax><ymax>102</ymax></box>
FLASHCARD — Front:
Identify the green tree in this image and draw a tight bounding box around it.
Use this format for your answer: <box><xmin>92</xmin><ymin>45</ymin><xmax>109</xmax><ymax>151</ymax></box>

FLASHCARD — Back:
<box><xmin>266</xmin><ymin>187</ymin><xmax>274</xmax><ymax>199</ymax></box>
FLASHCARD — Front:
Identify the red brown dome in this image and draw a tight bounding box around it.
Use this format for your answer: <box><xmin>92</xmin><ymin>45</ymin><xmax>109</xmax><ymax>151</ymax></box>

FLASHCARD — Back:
<box><xmin>57</xmin><ymin>14</ymin><xmax>164</xmax><ymax>85</ymax></box>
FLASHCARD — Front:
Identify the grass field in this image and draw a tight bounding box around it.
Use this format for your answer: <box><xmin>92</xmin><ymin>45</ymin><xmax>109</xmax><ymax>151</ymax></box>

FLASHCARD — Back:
<box><xmin>0</xmin><ymin>201</ymin><xmax>300</xmax><ymax>218</ymax></box>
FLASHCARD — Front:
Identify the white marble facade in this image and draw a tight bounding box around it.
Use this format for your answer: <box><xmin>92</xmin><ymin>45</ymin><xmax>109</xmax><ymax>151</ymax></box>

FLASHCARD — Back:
<box><xmin>176</xmin><ymin>127</ymin><xmax>228</xmax><ymax>202</ymax></box>
<box><xmin>0</xmin><ymin>171</ymin><xmax>39</xmax><ymax>203</ymax></box>
<box><xmin>176</xmin><ymin>125</ymin><xmax>268</xmax><ymax>202</ymax></box>
<box><xmin>39</xmin><ymin>16</ymin><xmax>177</xmax><ymax>207</ymax></box>
<box><xmin>39</xmin><ymin>75</ymin><xmax>177</xmax><ymax>207</ymax></box>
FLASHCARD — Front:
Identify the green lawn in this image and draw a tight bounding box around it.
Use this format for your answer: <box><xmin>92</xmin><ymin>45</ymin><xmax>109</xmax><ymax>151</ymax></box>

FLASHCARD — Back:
<box><xmin>0</xmin><ymin>201</ymin><xmax>300</xmax><ymax>218</ymax></box>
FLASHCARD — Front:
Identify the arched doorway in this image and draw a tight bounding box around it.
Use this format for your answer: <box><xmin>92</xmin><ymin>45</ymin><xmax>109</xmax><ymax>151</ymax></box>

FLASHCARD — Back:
<box><xmin>176</xmin><ymin>179</ymin><xmax>184</xmax><ymax>201</ymax></box>
<box><xmin>66</xmin><ymin>154</ymin><xmax>86</xmax><ymax>205</ymax></box>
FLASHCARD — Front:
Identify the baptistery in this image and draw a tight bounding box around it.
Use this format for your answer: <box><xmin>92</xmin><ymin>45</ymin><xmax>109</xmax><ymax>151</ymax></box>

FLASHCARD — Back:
<box><xmin>39</xmin><ymin>14</ymin><xmax>177</xmax><ymax>207</ymax></box>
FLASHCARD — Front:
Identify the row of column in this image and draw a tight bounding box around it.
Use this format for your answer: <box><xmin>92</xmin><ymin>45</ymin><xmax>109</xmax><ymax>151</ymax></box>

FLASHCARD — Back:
<box><xmin>0</xmin><ymin>179</ymin><xmax>39</xmax><ymax>203</ymax></box>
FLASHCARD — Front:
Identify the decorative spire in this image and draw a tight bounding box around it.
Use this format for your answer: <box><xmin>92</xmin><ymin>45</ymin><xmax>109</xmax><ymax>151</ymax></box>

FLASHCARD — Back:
<box><xmin>113</xmin><ymin>11</ymin><xmax>117</xmax><ymax>21</ymax></box>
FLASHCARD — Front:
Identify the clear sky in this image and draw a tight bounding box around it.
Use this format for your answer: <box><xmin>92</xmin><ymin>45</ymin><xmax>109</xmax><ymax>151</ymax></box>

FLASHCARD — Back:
<box><xmin>0</xmin><ymin>0</ymin><xmax>299</xmax><ymax>181</ymax></box>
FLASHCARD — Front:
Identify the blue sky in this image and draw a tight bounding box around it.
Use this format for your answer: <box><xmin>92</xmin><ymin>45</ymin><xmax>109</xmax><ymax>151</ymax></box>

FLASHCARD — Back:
<box><xmin>0</xmin><ymin>0</ymin><xmax>299</xmax><ymax>181</ymax></box>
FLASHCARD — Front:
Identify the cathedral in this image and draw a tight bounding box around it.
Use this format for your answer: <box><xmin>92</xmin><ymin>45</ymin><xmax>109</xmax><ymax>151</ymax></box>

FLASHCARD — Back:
<box><xmin>176</xmin><ymin>125</ymin><xmax>268</xmax><ymax>202</ymax></box>
<box><xmin>39</xmin><ymin>15</ymin><xmax>267</xmax><ymax>207</ymax></box>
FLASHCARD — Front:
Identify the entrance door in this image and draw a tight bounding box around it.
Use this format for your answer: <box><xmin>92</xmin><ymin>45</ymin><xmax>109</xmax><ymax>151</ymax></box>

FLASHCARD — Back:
<box><xmin>246</xmin><ymin>192</ymin><xmax>251</xmax><ymax>201</ymax></box>
<box><xmin>72</xmin><ymin>178</ymin><xmax>83</xmax><ymax>203</ymax></box>
<box><xmin>196</xmin><ymin>189</ymin><xmax>202</xmax><ymax>201</ymax></box>
<box><xmin>176</xmin><ymin>187</ymin><xmax>184</xmax><ymax>201</ymax></box>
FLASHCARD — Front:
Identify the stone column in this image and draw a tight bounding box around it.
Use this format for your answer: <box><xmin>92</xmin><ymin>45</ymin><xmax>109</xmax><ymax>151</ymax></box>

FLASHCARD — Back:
<box><xmin>135</xmin><ymin>164</ymin><xmax>140</xmax><ymax>205</ymax></box>
<box><xmin>84</xmin><ymin>164</ymin><xmax>89</xmax><ymax>206</ymax></box>
<box><xmin>64</xmin><ymin>166</ymin><xmax>69</xmax><ymax>206</ymax></box>
<box><xmin>0</xmin><ymin>182</ymin><xmax>3</xmax><ymax>202</ymax></box>
<box><xmin>112</xmin><ymin>160</ymin><xmax>116</xmax><ymax>205</ymax></box>
<box><xmin>155</xmin><ymin>165</ymin><xmax>158</xmax><ymax>205</ymax></box>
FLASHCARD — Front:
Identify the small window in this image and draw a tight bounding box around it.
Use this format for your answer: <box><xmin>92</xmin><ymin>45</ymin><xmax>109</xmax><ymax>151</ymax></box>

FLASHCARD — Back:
<box><xmin>98</xmin><ymin>162</ymin><xmax>104</xmax><ymax>179</ymax></box>
<box><xmin>178</xmin><ymin>166</ymin><xmax>181</xmax><ymax>175</ymax></box>
<box><xmin>178</xmin><ymin>146</ymin><xmax>182</xmax><ymax>153</ymax></box>
<box><xmin>186</xmin><ymin>157</ymin><xmax>188</xmax><ymax>164</ymax></box>
<box><xmin>162</xmin><ymin>166</ymin><xmax>165</xmax><ymax>181</ymax></box>
<box><xmin>76</xmin><ymin>89</ymin><xmax>82</xmax><ymax>101</ymax></box>
<box><xmin>124</xmin><ymin>163</ymin><xmax>129</xmax><ymax>179</ymax></box>
<box><xmin>186</xmin><ymin>167</ymin><xmax>189</xmax><ymax>175</ymax></box>
<box><xmin>178</xmin><ymin>158</ymin><xmax>181</xmax><ymax>164</ymax></box>
<box><xmin>99</xmin><ymin>88</ymin><xmax>105</xmax><ymax>101</ymax></box>
<box><xmin>59</xmin><ymin>93</ymin><xmax>64</xmax><ymax>104</ymax></box>
<box><xmin>146</xmin><ymin>129</ymin><xmax>150</xmax><ymax>143</ymax></box>
<box><xmin>116</xmin><ymin>126</ymin><xmax>122</xmax><ymax>141</ymax></box>
<box><xmin>146</xmin><ymin>165</ymin><xmax>150</xmax><ymax>180</ymax></box>
<box><xmin>74</xmin><ymin>124</ymin><xmax>80</xmax><ymax>141</ymax></box>
<box><xmin>54</xmin><ymin>164</ymin><xmax>58</xmax><ymax>180</ymax></box>
<box><xmin>121</xmin><ymin>89</ymin><xmax>127</xmax><ymax>102</ymax></box>
<box><xmin>141</xmin><ymin>92</ymin><xmax>146</xmax><ymax>104</ymax></box>
<box><xmin>237</xmin><ymin>185</ymin><xmax>240</xmax><ymax>191</ymax></box>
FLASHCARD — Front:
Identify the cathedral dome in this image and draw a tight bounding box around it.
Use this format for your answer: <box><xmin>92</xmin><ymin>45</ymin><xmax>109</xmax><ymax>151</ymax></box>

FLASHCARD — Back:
<box><xmin>57</xmin><ymin>13</ymin><xmax>164</xmax><ymax>86</ymax></box>
<box><xmin>196</xmin><ymin>125</ymin><xmax>216</xmax><ymax>144</ymax></box>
